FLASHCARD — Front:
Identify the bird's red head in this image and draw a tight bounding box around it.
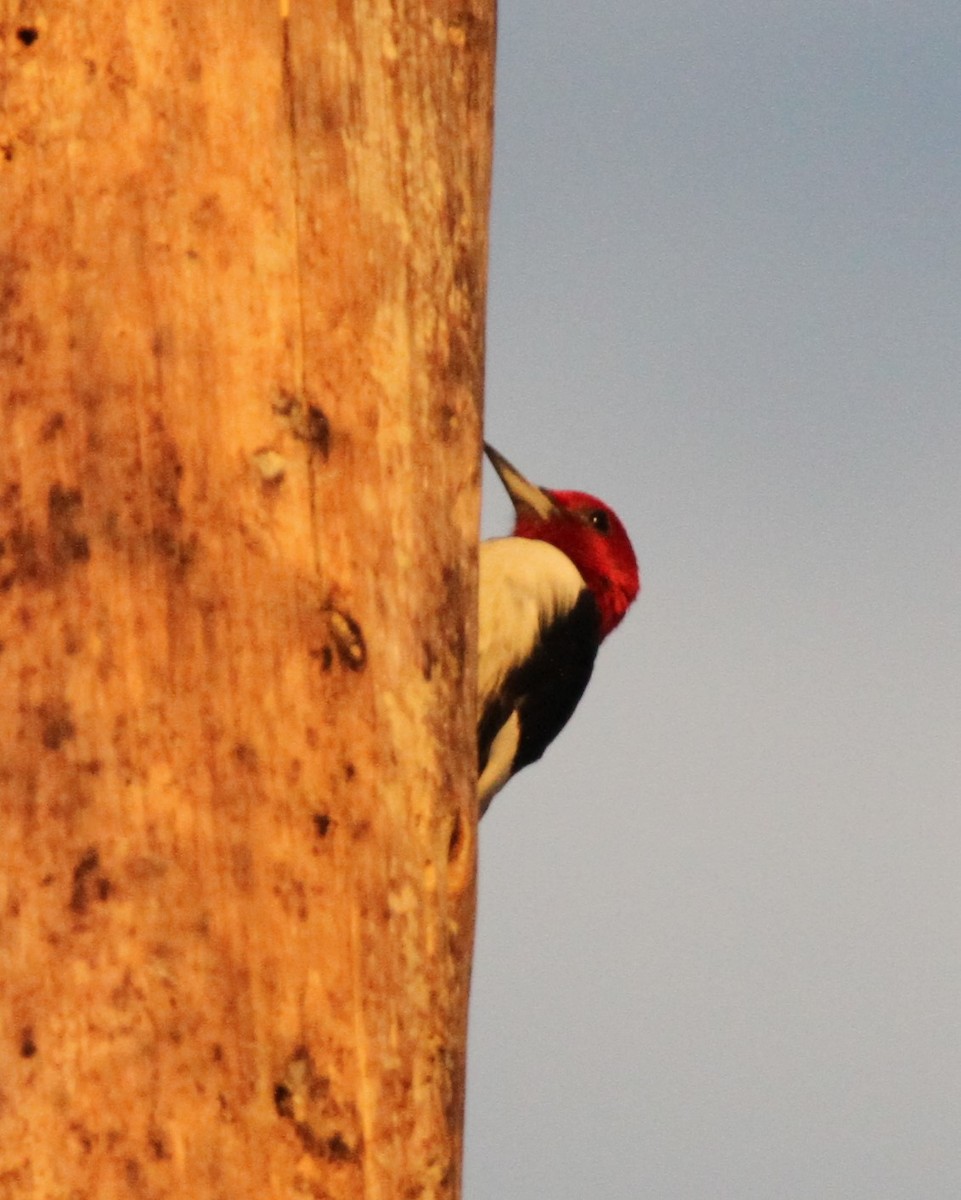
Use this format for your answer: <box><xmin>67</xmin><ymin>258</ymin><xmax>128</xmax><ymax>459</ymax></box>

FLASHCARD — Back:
<box><xmin>485</xmin><ymin>444</ymin><xmax>640</xmax><ymax>639</ymax></box>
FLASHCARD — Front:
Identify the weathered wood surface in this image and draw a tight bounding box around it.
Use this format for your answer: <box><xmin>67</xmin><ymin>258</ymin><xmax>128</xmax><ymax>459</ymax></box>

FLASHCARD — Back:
<box><xmin>0</xmin><ymin>2</ymin><xmax>493</xmax><ymax>1195</ymax></box>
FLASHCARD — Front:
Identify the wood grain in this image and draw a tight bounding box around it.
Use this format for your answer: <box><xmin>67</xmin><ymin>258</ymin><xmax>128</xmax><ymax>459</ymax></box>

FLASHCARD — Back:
<box><xmin>0</xmin><ymin>2</ymin><xmax>493</xmax><ymax>1195</ymax></box>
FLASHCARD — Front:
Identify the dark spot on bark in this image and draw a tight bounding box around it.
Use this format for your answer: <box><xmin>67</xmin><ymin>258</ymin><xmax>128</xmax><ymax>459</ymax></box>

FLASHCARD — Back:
<box><xmin>318</xmin><ymin>1132</ymin><xmax>355</xmax><ymax>1161</ymax></box>
<box><xmin>41</xmin><ymin>715</ymin><xmax>74</xmax><ymax>749</ymax></box>
<box><xmin>2</xmin><ymin>144</ymin><xmax>13</xmax><ymax>162</ymax></box>
<box><xmin>69</xmin><ymin>1121</ymin><xmax>95</xmax><ymax>1154</ymax></box>
<box><xmin>39</xmin><ymin>700</ymin><xmax>75</xmax><ymax>750</ymax></box>
<box><xmin>344</xmin><ymin>762</ymin><xmax>356</xmax><ymax>781</ymax></box>
<box><xmin>422</xmin><ymin>639</ymin><xmax>437</xmax><ymax>681</ymax></box>
<box><xmin>232</xmin><ymin>742</ymin><xmax>258</xmax><ymax>769</ymax></box>
<box><xmin>70</xmin><ymin>847</ymin><xmax>110</xmax><ymax>914</ymax></box>
<box><xmin>17</xmin><ymin>27</ymin><xmax>39</xmax><ymax>46</ymax></box>
<box><xmin>312</xmin><ymin>813</ymin><xmax>331</xmax><ymax>838</ymax></box>
<box><xmin>273</xmin><ymin>1083</ymin><xmax>294</xmax><ymax>1117</ymax></box>
<box><xmin>297</xmin><ymin>405</ymin><xmax>330</xmax><ymax>457</ymax></box>
<box><xmin>444</xmin><ymin>191</ymin><xmax>464</xmax><ymax>238</ymax></box>
<box><xmin>0</xmin><ymin>256</ymin><xmax>24</xmax><ymax>320</ymax></box>
<box><xmin>40</xmin><ymin>412</ymin><xmax>65</xmax><ymax>441</ymax></box>
<box><xmin>291</xmin><ymin>1125</ymin><xmax>358</xmax><ymax>1162</ymax></box>
<box><xmin>441</xmin><ymin>564</ymin><xmax>469</xmax><ymax>664</ymax></box>
<box><xmin>445</xmin><ymin>325</ymin><xmax>475</xmax><ymax>389</ymax></box>
<box><xmin>211</xmin><ymin>1042</ymin><xmax>224</xmax><ymax>1062</ymax></box>
<box><xmin>273</xmin><ymin>874</ymin><xmax>308</xmax><ymax>921</ymax></box>
<box><xmin>151</xmin><ymin>528</ymin><xmax>197</xmax><ymax>573</ymax></box>
<box><xmin>325</xmin><ymin>1133</ymin><xmax>354</xmax><ymax>1162</ymax></box>
<box><xmin>272</xmin><ymin>389</ymin><xmax>297</xmax><ymax>417</ymax></box>
<box><xmin>454</xmin><ymin>246</ymin><xmax>479</xmax><ymax>294</ymax></box>
<box><xmin>124</xmin><ymin>1158</ymin><xmax>142</xmax><ymax>1189</ymax></box>
<box><xmin>20</xmin><ymin>1028</ymin><xmax>37</xmax><ymax>1057</ymax></box>
<box><xmin>48</xmin><ymin>484</ymin><xmax>90</xmax><ymax>567</ymax></box>
<box><xmin>150</xmin><ymin>419</ymin><xmax>185</xmax><ymax>527</ymax></box>
<box><xmin>310</xmin><ymin>644</ymin><xmax>334</xmax><ymax>672</ymax></box>
<box><xmin>48</xmin><ymin>484</ymin><xmax>80</xmax><ymax>519</ymax></box>
<box><xmin>274</xmin><ymin>1047</ymin><xmax>361</xmax><ymax>1163</ymax></box>
<box><xmin>78</xmin><ymin>758</ymin><xmax>102</xmax><ymax>775</ymax></box>
<box><xmin>448</xmin><ymin>811</ymin><xmax>463</xmax><ymax>863</ymax></box>
<box><xmin>148</xmin><ymin>1128</ymin><xmax>171</xmax><ymax>1160</ymax></box>
<box><xmin>274</xmin><ymin>391</ymin><xmax>331</xmax><ymax>458</ymax></box>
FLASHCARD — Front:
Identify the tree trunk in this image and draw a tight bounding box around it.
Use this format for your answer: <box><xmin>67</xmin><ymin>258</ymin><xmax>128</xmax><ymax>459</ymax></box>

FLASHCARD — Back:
<box><xmin>0</xmin><ymin>2</ymin><xmax>492</xmax><ymax>1197</ymax></box>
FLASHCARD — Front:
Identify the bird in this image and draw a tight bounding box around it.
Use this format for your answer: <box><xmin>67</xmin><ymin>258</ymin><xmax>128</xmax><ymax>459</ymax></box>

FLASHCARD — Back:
<box><xmin>478</xmin><ymin>442</ymin><xmax>640</xmax><ymax>815</ymax></box>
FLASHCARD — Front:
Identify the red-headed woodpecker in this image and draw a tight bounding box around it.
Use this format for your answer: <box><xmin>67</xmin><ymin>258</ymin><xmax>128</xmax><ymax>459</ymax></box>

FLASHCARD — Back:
<box><xmin>478</xmin><ymin>443</ymin><xmax>640</xmax><ymax>814</ymax></box>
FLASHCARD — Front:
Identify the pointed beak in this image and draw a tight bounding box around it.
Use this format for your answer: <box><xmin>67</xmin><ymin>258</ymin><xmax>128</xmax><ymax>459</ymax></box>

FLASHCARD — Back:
<box><xmin>484</xmin><ymin>443</ymin><xmax>559</xmax><ymax>521</ymax></box>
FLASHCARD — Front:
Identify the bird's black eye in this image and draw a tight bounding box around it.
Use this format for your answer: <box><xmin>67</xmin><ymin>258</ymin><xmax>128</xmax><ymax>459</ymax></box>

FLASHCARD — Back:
<box><xmin>587</xmin><ymin>508</ymin><xmax>611</xmax><ymax>534</ymax></box>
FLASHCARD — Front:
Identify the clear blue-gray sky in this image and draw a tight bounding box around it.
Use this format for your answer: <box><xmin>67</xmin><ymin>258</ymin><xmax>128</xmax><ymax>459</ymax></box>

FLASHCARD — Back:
<box><xmin>467</xmin><ymin>4</ymin><xmax>961</xmax><ymax>1197</ymax></box>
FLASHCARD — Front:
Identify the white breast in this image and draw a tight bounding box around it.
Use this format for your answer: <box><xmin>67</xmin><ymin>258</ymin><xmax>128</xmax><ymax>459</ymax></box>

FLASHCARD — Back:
<box><xmin>477</xmin><ymin>537</ymin><xmax>586</xmax><ymax>711</ymax></box>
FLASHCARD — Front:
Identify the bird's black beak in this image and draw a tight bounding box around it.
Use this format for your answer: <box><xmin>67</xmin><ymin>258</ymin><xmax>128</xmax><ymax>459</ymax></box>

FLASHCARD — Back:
<box><xmin>484</xmin><ymin>443</ymin><xmax>559</xmax><ymax>521</ymax></box>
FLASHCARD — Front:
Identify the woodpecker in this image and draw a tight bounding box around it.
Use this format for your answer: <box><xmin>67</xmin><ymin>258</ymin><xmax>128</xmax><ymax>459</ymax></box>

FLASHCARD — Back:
<box><xmin>478</xmin><ymin>443</ymin><xmax>640</xmax><ymax>814</ymax></box>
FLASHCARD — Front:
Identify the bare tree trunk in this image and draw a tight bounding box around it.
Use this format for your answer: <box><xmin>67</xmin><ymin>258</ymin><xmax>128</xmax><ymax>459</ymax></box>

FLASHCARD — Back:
<box><xmin>0</xmin><ymin>2</ymin><xmax>493</xmax><ymax>1196</ymax></box>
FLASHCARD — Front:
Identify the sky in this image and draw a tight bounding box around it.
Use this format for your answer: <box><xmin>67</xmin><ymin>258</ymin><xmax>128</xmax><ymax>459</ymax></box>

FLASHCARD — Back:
<box><xmin>466</xmin><ymin>3</ymin><xmax>961</xmax><ymax>1197</ymax></box>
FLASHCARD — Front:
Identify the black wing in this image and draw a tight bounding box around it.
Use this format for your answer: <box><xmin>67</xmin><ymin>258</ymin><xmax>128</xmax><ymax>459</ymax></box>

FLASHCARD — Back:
<box><xmin>478</xmin><ymin>588</ymin><xmax>601</xmax><ymax>779</ymax></box>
